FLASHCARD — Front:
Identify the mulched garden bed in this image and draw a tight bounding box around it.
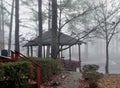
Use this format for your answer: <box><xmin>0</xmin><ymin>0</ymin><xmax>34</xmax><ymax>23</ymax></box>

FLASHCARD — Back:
<box><xmin>79</xmin><ymin>74</ymin><xmax>120</xmax><ymax>88</ymax></box>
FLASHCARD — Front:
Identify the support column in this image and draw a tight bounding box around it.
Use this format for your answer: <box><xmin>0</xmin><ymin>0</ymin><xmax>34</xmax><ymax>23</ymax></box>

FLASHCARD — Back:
<box><xmin>78</xmin><ymin>44</ymin><xmax>81</xmax><ymax>71</ymax></box>
<box><xmin>69</xmin><ymin>46</ymin><xmax>71</xmax><ymax>61</ymax></box>
<box><xmin>46</xmin><ymin>45</ymin><xmax>50</xmax><ymax>58</ymax></box>
<box><xmin>43</xmin><ymin>46</ymin><xmax>45</xmax><ymax>58</ymax></box>
<box><xmin>30</xmin><ymin>46</ymin><xmax>33</xmax><ymax>57</ymax></box>
<box><xmin>27</xmin><ymin>46</ymin><xmax>29</xmax><ymax>56</ymax></box>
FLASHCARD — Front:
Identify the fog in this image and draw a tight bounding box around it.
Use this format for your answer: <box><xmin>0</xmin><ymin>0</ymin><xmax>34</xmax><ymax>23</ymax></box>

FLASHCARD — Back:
<box><xmin>1</xmin><ymin>0</ymin><xmax>120</xmax><ymax>74</ymax></box>
<box><xmin>62</xmin><ymin>38</ymin><xmax>120</xmax><ymax>73</ymax></box>
<box><xmin>16</xmin><ymin>36</ymin><xmax>120</xmax><ymax>74</ymax></box>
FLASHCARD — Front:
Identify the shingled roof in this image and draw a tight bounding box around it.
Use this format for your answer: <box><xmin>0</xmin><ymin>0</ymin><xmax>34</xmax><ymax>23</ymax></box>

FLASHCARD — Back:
<box><xmin>24</xmin><ymin>31</ymin><xmax>82</xmax><ymax>47</ymax></box>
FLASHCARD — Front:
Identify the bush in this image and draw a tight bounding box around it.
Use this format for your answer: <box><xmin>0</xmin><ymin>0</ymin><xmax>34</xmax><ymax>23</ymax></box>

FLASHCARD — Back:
<box><xmin>82</xmin><ymin>64</ymin><xmax>103</xmax><ymax>88</ymax></box>
<box><xmin>0</xmin><ymin>57</ymin><xmax>63</xmax><ymax>87</ymax></box>
<box><xmin>82</xmin><ymin>64</ymin><xmax>99</xmax><ymax>72</ymax></box>
<box><xmin>0</xmin><ymin>61</ymin><xmax>32</xmax><ymax>88</ymax></box>
<box><xmin>83</xmin><ymin>72</ymin><xmax>102</xmax><ymax>81</ymax></box>
<box><xmin>29</xmin><ymin>57</ymin><xmax>63</xmax><ymax>83</ymax></box>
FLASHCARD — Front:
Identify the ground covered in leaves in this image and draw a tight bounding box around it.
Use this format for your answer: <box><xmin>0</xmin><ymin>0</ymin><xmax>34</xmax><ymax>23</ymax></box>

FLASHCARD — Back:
<box><xmin>42</xmin><ymin>73</ymin><xmax>120</xmax><ymax>88</ymax></box>
<box><xmin>98</xmin><ymin>74</ymin><xmax>120</xmax><ymax>88</ymax></box>
<box><xmin>42</xmin><ymin>71</ymin><xmax>71</xmax><ymax>88</ymax></box>
<box><xmin>79</xmin><ymin>74</ymin><xmax>120</xmax><ymax>88</ymax></box>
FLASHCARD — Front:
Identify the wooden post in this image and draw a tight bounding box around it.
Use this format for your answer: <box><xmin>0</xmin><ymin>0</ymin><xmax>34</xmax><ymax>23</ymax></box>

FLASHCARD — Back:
<box><xmin>78</xmin><ymin>44</ymin><xmax>81</xmax><ymax>71</ymax></box>
<box><xmin>27</xmin><ymin>46</ymin><xmax>29</xmax><ymax>56</ymax></box>
<box><xmin>69</xmin><ymin>46</ymin><xmax>71</xmax><ymax>61</ymax></box>
<box><xmin>15</xmin><ymin>51</ymin><xmax>19</xmax><ymax>61</ymax></box>
<box><xmin>46</xmin><ymin>45</ymin><xmax>50</xmax><ymax>58</ymax></box>
<box><xmin>43</xmin><ymin>46</ymin><xmax>45</xmax><ymax>58</ymax></box>
<box><xmin>29</xmin><ymin>64</ymin><xmax>33</xmax><ymax>81</ymax></box>
<box><xmin>11</xmin><ymin>51</ymin><xmax>15</xmax><ymax>60</ymax></box>
<box><xmin>37</xmin><ymin>66</ymin><xmax>41</xmax><ymax>88</ymax></box>
<box><xmin>30</xmin><ymin>46</ymin><xmax>33</xmax><ymax>57</ymax></box>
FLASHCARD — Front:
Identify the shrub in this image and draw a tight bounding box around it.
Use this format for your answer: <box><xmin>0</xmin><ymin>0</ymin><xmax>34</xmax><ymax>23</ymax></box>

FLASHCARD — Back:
<box><xmin>82</xmin><ymin>64</ymin><xmax>99</xmax><ymax>72</ymax></box>
<box><xmin>0</xmin><ymin>57</ymin><xmax>63</xmax><ymax>87</ymax></box>
<box><xmin>29</xmin><ymin>57</ymin><xmax>63</xmax><ymax>83</ymax></box>
<box><xmin>82</xmin><ymin>64</ymin><xmax>103</xmax><ymax>88</ymax></box>
<box><xmin>0</xmin><ymin>61</ymin><xmax>32</xmax><ymax>88</ymax></box>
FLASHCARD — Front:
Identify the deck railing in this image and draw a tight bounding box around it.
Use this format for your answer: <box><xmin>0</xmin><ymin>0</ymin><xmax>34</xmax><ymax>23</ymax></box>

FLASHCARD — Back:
<box><xmin>11</xmin><ymin>50</ymin><xmax>41</xmax><ymax>88</ymax></box>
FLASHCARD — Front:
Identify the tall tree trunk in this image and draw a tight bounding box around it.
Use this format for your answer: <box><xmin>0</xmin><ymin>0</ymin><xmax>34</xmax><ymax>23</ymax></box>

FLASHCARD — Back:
<box><xmin>0</xmin><ymin>0</ymin><xmax>4</xmax><ymax>50</ymax></box>
<box><xmin>105</xmin><ymin>41</ymin><xmax>109</xmax><ymax>74</ymax></box>
<box><xmin>38</xmin><ymin>0</ymin><xmax>43</xmax><ymax>58</ymax></box>
<box><xmin>0</xmin><ymin>0</ymin><xmax>2</xmax><ymax>51</ymax></box>
<box><xmin>58</xmin><ymin>0</ymin><xmax>62</xmax><ymax>58</ymax></box>
<box><xmin>8</xmin><ymin>0</ymin><xmax>14</xmax><ymax>54</ymax></box>
<box><xmin>48</xmin><ymin>0</ymin><xmax>51</xmax><ymax>30</ymax></box>
<box><xmin>1</xmin><ymin>0</ymin><xmax>4</xmax><ymax>49</ymax></box>
<box><xmin>51</xmin><ymin>0</ymin><xmax>58</xmax><ymax>59</ymax></box>
<box><xmin>0</xmin><ymin>1</ymin><xmax>1</xmax><ymax>31</ymax></box>
<box><xmin>15</xmin><ymin>0</ymin><xmax>20</xmax><ymax>52</ymax></box>
<box><xmin>46</xmin><ymin>0</ymin><xmax>51</xmax><ymax>58</ymax></box>
<box><xmin>58</xmin><ymin>0</ymin><xmax>62</xmax><ymax>29</ymax></box>
<box><xmin>104</xmin><ymin>13</ymin><xmax>109</xmax><ymax>74</ymax></box>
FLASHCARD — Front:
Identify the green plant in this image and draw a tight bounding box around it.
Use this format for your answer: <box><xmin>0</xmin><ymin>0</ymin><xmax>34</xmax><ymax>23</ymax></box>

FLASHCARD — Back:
<box><xmin>0</xmin><ymin>61</ymin><xmax>32</xmax><ymax>88</ymax></box>
<box><xmin>29</xmin><ymin>57</ymin><xmax>63</xmax><ymax>83</ymax></box>
<box><xmin>82</xmin><ymin>64</ymin><xmax>103</xmax><ymax>88</ymax></box>
<box><xmin>82</xmin><ymin>64</ymin><xmax>99</xmax><ymax>72</ymax></box>
<box><xmin>0</xmin><ymin>57</ymin><xmax>63</xmax><ymax>87</ymax></box>
<box><xmin>107</xmin><ymin>86</ymin><xmax>116</xmax><ymax>88</ymax></box>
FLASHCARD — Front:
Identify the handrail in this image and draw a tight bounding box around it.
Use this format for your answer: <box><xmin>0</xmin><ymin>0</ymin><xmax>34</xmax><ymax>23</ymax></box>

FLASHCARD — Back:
<box><xmin>10</xmin><ymin>50</ymin><xmax>41</xmax><ymax>88</ymax></box>
<box><xmin>15</xmin><ymin>51</ymin><xmax>40</xmax><ymax>67</ymax></box>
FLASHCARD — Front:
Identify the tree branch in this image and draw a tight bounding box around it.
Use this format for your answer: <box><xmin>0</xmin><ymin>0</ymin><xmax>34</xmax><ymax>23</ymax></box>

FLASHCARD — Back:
<box><xmin>59</xmin><ymin>25</ymin><xmax>98</xmax><ymax>51</ymax></box>
<box><xmin>58</xmin><ymin>8</ymin><xmax>93</xmax><ymax>31</ymax></box>
<box><xmin>108</xmin><ymin>19</ymin><xmax>120</xmax><ymax>43</ymax></box>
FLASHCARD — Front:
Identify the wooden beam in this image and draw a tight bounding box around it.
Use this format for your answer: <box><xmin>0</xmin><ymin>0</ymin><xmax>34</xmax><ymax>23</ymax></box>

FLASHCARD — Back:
<box><xmin>78</xmin><ymin>44</ymin><xmax>81</xmax><ymax>71</ymax></box>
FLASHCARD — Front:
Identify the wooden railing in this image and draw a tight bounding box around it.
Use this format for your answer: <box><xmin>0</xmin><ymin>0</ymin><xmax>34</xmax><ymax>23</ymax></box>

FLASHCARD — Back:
<box><xmin>10</xmin><ymin>50</ymin><xmax>41</xmax><ymax>88</ymax></box>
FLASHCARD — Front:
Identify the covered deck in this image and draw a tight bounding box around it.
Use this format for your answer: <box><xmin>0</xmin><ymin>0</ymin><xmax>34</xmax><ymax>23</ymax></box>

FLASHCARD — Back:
<box><xmin>24</xmin><ymin>31</ymin><xmax>84</xmax><ymax>70</ymax></box>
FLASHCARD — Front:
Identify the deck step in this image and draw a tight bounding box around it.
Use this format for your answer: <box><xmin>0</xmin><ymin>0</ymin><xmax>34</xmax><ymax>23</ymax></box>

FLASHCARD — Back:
<box><xmin>0</xmin><ymin>56</ymin><xmax>14</xmax><ymax>62</ymax></box>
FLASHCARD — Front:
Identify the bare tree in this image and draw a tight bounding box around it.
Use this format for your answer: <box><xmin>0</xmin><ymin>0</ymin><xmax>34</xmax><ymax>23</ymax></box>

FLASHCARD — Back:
<box><xmin>93</xmin><ymin>0</ymin><xmax>120</xmax><ymax>74</ymax></box>
<box><xmin>50</xmin><ymin>0</ymin><xmax>99</xmax><ymax>58</ymax></box>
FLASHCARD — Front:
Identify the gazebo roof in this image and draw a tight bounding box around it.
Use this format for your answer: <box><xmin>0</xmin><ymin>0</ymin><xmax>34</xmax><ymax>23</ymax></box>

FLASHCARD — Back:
<box><xmin>24</xmin><ymin>31</ymin><xmax>82</xmax><ymax>46</ymax></box>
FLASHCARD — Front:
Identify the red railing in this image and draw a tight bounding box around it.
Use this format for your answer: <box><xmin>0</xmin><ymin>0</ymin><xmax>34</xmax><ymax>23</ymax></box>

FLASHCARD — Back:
<box><xmin>10</xmin><ymin>50</ymin><xmax>41</xmax><ymax>88</ymax></box>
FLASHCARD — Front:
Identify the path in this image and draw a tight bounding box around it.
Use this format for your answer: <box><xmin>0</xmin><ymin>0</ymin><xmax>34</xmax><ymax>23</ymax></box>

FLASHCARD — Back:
<box><xmin>57</xmin><ymin>72</ymin><xmax>82</xmax><ymax>88</ymax></box>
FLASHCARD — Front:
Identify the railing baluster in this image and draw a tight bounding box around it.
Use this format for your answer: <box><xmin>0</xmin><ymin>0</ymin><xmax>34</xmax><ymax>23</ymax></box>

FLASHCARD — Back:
<box><xmin>15</xmin><ymin>51</ymin><xmax>19</xmax><ymax>61</ymax></box>
<box><xmin>11</xmin><ymin>51</ymin><xmax>15</xmax><ymax>60</ymax></box>
<box><xmin>37</xmin><ymin>66</ymin><xmax>41</xmax><ymax>88</ymax></box>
